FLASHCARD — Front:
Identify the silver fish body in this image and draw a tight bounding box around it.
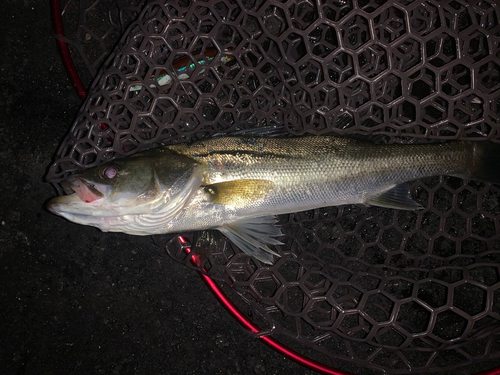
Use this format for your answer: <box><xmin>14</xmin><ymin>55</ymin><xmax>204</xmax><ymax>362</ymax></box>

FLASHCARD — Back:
<box><xmin>48</xmin><ymin>135</ymin><xmax>499</xmax><ymax>263</ymax></box>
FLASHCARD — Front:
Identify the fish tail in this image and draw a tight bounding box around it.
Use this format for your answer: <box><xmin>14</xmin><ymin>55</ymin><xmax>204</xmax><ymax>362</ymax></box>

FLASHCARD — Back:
<box><xmin>470</xmin><ymin>142</ymin><xmax>500</xmax><ymax>184</ymax></box>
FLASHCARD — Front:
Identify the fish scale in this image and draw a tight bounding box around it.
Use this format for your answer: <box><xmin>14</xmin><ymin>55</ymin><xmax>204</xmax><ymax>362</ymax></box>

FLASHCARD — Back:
<box><xmin>166</xmin><ymin>136</ymin><xmax>470</xmax><ymax>229</ymax></box>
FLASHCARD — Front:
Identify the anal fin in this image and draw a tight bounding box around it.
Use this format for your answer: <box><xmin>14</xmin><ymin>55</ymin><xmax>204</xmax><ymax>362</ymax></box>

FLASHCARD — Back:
<box><xmin>366</xmin><ymin>183</ymin><xmax>423</xmax><ymax>210</ymax></box>
<box><xmin>217</xmin><ymin>216</ymin><xmax>283</xmax><ymax>264</ymax></box>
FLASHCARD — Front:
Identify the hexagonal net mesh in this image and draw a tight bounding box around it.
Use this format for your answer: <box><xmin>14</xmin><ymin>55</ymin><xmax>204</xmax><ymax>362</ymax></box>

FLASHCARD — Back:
<box><xmin>47</xmin><ymin>0</ymin><xmax>500</xmax><ymax>374</ymax></box>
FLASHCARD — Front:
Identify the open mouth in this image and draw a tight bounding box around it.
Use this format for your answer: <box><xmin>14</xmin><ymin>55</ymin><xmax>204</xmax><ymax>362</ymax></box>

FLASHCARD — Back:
<box><xmin>61</xmin><ymin>177</ymin><xmax>104</xmax><ymax>203</ymax></box>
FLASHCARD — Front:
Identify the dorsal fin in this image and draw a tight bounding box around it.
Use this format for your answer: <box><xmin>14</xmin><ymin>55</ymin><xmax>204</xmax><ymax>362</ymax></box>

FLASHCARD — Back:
<box><xmin>211</xmin><ymin>125</ymin><xmax>289</xmax><ymax>138</ymax></box>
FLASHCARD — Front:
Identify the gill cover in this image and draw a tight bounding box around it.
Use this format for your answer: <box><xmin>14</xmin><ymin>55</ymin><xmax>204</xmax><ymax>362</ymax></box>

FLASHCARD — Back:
<box><xmin>110</xmin><ymin>165</ymin><xmax>204</xmax><ymax>235</ymax></box>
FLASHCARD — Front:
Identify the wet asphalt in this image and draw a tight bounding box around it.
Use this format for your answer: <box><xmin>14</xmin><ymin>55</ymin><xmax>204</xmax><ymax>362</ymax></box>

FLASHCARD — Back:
<box><xmin>2</xmin><ymin>2</ymin><xmax>500</xmax><ymax>375</ymax></box>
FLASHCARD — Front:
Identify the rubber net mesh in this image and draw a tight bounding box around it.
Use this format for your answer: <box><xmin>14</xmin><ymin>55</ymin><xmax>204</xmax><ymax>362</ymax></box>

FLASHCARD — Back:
<box><xmin>47</xmin><ymin>0</ymin><xmax>500</xmax><ymax>373</ymax></box>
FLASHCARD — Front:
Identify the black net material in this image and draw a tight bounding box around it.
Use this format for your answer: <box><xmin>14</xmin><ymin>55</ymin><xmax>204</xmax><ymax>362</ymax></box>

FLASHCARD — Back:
<box><xmin>52</xmin><ymin>0</ymin><xmax>146</xmax><ymax>87</ymax></box>
<box><xmin>48</xmin><ymin>0</ymin><xmax>500</xmax><ymax>374</ymax></box>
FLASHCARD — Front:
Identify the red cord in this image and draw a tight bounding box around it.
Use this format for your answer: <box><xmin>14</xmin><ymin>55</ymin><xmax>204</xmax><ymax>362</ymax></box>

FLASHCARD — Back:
<box><xmin>198</xmin><ymin>272</ymin><xmax>353</xmax><ymax>375</ymax></box>
<box><xmin>478</xmin><ymin>369</ymin><xmax>500</xmax><ymax>375</ymax></box>
<box><xmin>50</xmin><ymin>0</ymin><xmax>87</xmax><ymax>100</ymax></box>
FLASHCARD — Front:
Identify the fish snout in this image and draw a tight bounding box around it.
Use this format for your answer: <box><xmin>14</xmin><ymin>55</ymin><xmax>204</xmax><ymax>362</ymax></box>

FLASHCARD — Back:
<box><xmin>61</xmin><ymin>177</ymin><xmax>104</xmax><ymax>203</ymax></box>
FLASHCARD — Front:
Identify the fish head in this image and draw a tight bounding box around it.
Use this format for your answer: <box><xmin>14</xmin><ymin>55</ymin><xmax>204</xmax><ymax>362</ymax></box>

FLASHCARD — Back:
<box><xmin>47</xmin><ymin>149</ymin><xmax>203</xmax><ymax>234</ymax></box>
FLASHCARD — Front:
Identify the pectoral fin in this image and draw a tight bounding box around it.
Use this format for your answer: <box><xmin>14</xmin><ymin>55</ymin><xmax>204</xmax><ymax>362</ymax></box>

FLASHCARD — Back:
<box><xmin>366</xmin><ymin>183</ymin><xmax>423</xmax><ymax>210</ymax></box>
<box><xmin>205</xmin><ymin>179</ymin><xmax>274</xmax><ymax>207</ymax></box>
<box><xmin>218</xmin><ymin>216</ymin><xmax>283</xmax><ymax>264</ymax></box>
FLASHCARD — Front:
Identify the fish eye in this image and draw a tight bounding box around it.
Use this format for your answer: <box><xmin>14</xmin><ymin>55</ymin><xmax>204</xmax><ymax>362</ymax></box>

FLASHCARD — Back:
<box><xmin>100</xmin><ymin>165</ymin><xmax>118</xmax><ymax>179</ymax></box>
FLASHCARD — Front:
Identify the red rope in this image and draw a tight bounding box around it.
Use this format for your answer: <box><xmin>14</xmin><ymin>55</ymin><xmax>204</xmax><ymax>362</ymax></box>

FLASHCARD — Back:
<box><xmin>180</xmin><ymin>240</ymin><xmax>351</xmax><ymax>374</ymax></box>
<box><xmin>479</xmin><ymin>369</ymin><xmax>500</xmax><ymax>375</ymax></box>
<box><xmin>198</xmin><ymin>271</ymin><xmax>354</xmax><ymax>375</ymax></box>
<box><xmin>50</xmin><ymin>0</ymin><xmax>87</xmax><ymax>100</ymax></box>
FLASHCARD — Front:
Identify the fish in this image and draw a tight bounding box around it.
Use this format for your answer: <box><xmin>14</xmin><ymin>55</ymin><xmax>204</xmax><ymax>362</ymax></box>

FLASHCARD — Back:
<box><xmin>47</xmin><ymin>135</ymin><xmax>500</xmax><ymax>264</ymax></box>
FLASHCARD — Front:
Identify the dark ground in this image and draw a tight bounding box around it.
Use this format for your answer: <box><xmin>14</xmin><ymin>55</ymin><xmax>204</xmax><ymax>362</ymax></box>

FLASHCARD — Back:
<box><xmin>2</xmin><ymin>2</ymin><xmax>500</xmax><ymax>375</ymax></box>
<box><xmin>0</xmin><ymin>2</ymin><xmax>317</xmax><ymax>374</ymax></box>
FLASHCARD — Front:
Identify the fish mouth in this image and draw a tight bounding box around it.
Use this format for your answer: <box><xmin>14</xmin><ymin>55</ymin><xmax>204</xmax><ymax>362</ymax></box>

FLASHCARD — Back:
<box><xmin>47</xmin><ymin>176</ymin><xmax>107</xmax><ymax>216</ymax></box>
<box><xmin>60</xmin><ymin>177</ymin><xmax>104</xmax><ymax>203</ymax></box>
